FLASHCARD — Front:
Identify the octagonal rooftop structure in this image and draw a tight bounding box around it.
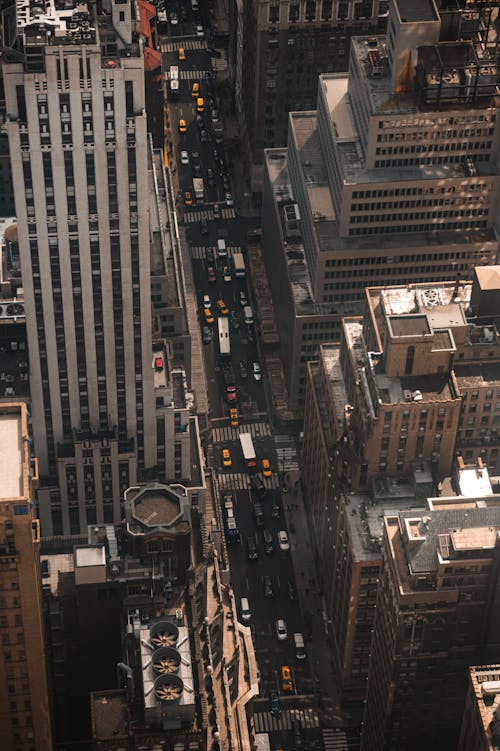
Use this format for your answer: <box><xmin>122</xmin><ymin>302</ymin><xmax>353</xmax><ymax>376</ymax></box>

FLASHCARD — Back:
<box><xmin>124</xmin><ymin>483</ymin><xmax>191</xmax><ymax>536</ymax></box>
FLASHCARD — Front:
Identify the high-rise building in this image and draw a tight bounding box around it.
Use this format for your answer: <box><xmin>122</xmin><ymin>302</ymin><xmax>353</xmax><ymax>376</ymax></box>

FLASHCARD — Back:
<box><xmin>458</xmin><ymin>664</ymin><xmax>500</xmax><ymax>751</ymax></box>
<box><xmin>227</xmin><ymin>0</ymin><xmax>385</xmax><ymax>192</ymax></box>
<box><xmin>0</xmin><ymin>1</ymin><xmax>171</xmax><ymax>534</ymax></box>
<box><xmin>0</xmin><ymin>402</ymin><xmax>52</xmax><ymax>750</ymax></box>
<box><xmin>261</xmin><ymin>0</ymin><xmax>500</xmax><ymax>413</ymax></box>
<box><xmin>360</xmin><ymin>491</ymin><xmax>500</xmax><ymax>751</ymax></box>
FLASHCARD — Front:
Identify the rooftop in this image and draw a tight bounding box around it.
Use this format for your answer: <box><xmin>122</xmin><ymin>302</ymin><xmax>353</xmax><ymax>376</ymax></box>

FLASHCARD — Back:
<box><xmin>0</xmin><ymin>409</ymin><xmax>22</xmax><ymax>499</ymax></box>
<box><xmin>468</xmin><ymin>664</ymin><xmax>500</xmax><ymax>749</ymax></box>
<box><xmin>91</xmin><ymin>690</ymin><xmax>129</xmax><ymax>742</ymax></box>
<box><xmin>75</xmin><ymin>546</ymin><xmax>106</xmax><ymax>568</ymax></box>
<box><xmin>133</xmin><ymin>488</ymin><xmax>181</xmax><ymax>527</ymax></box>
<box><xmin>395</xmin><ymin>0</ymin><xmax>438</xmax><ymax>23</ymax></box>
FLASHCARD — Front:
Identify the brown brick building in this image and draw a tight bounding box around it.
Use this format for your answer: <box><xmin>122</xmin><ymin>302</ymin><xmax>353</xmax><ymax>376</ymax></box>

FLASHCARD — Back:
<box><xmin>458</xmin><ymin>664</ymin><xmax>500</xmax><ymax>751</ymax></box>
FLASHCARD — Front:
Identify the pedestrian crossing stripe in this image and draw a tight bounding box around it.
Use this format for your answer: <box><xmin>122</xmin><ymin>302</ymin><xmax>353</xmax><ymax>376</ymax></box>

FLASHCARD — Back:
<box><xmin>180</xmin><ymin>70</ymin><xmax>209</xmax><ymax>81</ymax></box>
<box><xmin>254</xmin><ymin>708</ymin><xmax>320</xmax><ymax>733</ymax></box>
<box><xmin>322</xmin><ymin>728</ymin><xmax>349</xmax><ymax>751</ymax></box>
<box><xmin>190</xmin><ymin>244</ymin><xmax>243</xmax><ymax>260</ymax></box>
<box><xmin>212</xmin><ymin>422</ymin><xmax>271</xmax><ymax>443</ymax></box>
<box><xmin>183</xmin><ymin>207</ymin><xmax>236</xmax><ymax>223</ymax></box>
<box><xmin>215</xmin><ymin>472</ymin><xmax>279</xmax><ymax>491</ymax></box>
<box><xmin>159</xmin><ymin>39</ymin><xmax>208</xmax><ymax>52</ymax></box>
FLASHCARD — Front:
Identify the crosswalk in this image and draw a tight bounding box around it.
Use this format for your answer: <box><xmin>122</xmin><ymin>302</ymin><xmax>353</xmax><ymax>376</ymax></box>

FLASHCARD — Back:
<box><xmin>160</xmin><ymin>39</ymin><xmax>207</xmax><ymax>52</ymax></box>
<box><xmin>180</xmin><ymin>70</ymin><xmax>208</xmax><ymax>81</ymax></box>
<box><xmin>275</xmin><ymin>446</ymin><xmax>300</xmax><ymax>471</ymax></box>
<box><xmin>322</xmin><ymin>728</ymin><xmax>349</xmax><ymax>751</ymax></box>
<box><xmin>190</xmin><ymin>244</ymin><xmax>242</xmax><ymax>260</ymax></box>
<box><xmin>216</xmin><ymin>472</ymin><xmax>279</xmax><ymax>491</ymax></box>
<box><xmin>254</xmin><ymin>708</ymin><xmax>319</xmax><ymax>733</ymax></box>
<box><xmin>184</xmin><ymin>207</ymin><xmax>236</xmax><ymax>223</ymax></box>
<box><xmin>212</xmin><ymin>422</ymin><xmax>271</xmax><ymax>444</ymax></box>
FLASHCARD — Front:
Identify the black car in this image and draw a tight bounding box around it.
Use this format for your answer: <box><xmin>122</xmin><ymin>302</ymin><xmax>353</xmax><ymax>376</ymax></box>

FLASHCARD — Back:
<box><xmin>287</xmin><ymin>580</ymin><xmax>297</xmax><ymax>601</ymax></box>
<box><xmin>200</xmin><ymin>129</ymin><xmax>209</xmax><ymax>143</ymax></box>
<box><xmin>200</xmin><ymin>219</ymin><xmax>209</xmax><ymax>236</ymax></box>
<box><xmin>269</xmin><ymin>691</ymin><xmax>281</xmax><ymax>718</ymax></box>
<box><xmin>263</xmin><ymin>528</ymin><xmax>274</xmax><ymax>555</ymax></box>
<box><xmin>291</xmin><ymin>719</ymin><xmax>303</xmax><ymax>749</ymax></box>
<box><xmin>253</xmin><ymin>501</ymin><xmax>264</xmax><ymax>528</ymax></box>
<box><xmin>196</xmin><ymin>115</ymin><xmax>204</xmax><ymax>129</ymax></box>
<box><xmin>250</xmin><ymin>474</ymin><xmax>266</xmax><ymax>499</ymax></box>
<box><xmin>202</xmin><ymin>326</ymin><xmax>212</xmax><ymax>344</ymax></box>
<box><xmin>246</xmin><ymin>534</ymin><xmax>258</xmax><ymax>561</ymax></box>
<box><xmin>263</xmin><ymin>575</ymin><xmax>274</xmax><ymax>598</ymax></box>
<box><xmin>207</xmin><ymin>168</ymin><xmax>215</xmax><ymax>187</ymax></box>
<box><xmin>193</xmin><ymin>162</ymin><xmax>202</xmax><ymax>177</ymax></box>
<box><xmin>246</xmin><ymin>325</ymin><xmax>255</xmax><ymax>342</ymax></box>
<box><xmin>206</xmin><ymin>247</ymin><xmax>215</xmax><ymax>264</ymax></box>
<box><xmin>271</xmin><ymin>501</ymin><xmax>281</xmax><ymax>519</ymax></box>
<box><xmin>222</xmin><ymin>175</ymin><xmax>231</xmax><ymax>191</ymax></box>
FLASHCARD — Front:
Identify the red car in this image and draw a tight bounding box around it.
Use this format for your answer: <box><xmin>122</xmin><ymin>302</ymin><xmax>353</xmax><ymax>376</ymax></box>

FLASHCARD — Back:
<box><xmin>207</xmin><ymin>266</ymin><xmax>216</xmax><ymax>283</ymax></box>
<box><xmin>226</xmin><ymin>385</ymin><xmax>237</xmax><ymax>403</ymax></box>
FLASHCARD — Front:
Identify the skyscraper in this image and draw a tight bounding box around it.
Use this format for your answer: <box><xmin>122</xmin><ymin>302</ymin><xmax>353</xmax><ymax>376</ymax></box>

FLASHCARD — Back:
<box><xmin>0</xmin><ymin>402</ymin><xmax>52</xmax><ymax>750</ymax></box>
<box><xmin>1</xmin><ymin>0</ymin><xmax>159</xmax><ymax>534</ymax></box>
<box><xmin>261</xmin><ymin>0</ymin><xmax>500</xmax><ymax>413</ymax></box>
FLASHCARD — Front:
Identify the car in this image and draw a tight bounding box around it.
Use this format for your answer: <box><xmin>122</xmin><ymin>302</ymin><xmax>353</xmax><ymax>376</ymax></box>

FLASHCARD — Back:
<box><xmin>207</xmin><ymin>47</ymin><xmax>222</xmax><ymax>58</ymax></box>
<box><xmin>225</xmin><ymin>192</ymin><xmax>234</xmax><ymax>207</ymax></box>
<box><xmin>193</xmin><ymin>161</ymin><xmax>202</xmax><ymax>177</ymax></box>
<box><xmin>223</xmin><ymin>266</ymin><xmax>232</xmax><ymax>282</ymax></box>
<box><xmin>180</xmin><ymin>150</ymin><xmax>189</xmax><ymax>165</ymax></box>
<box><xmin>222</xmin><ymin>175</ymin><xmax>231</xmax><ymax>191</ymax></box>
<box><xmin>207</xmin><ymin>168</ymin><xmax>215</xmax><ymax>187</ymax></box>
<box><xmin>202</xmin><ymin>326</ymin><xmax>212</xmax><ymax>344</ymax></box>
<box><xmin>196</xmin><ymin>97</ymin><xmax>205</xmax><ymax>113</ymax></box>
<box><xmin>207</xmin><ymin>266</ymin><xmax>216</xmax><ymax>283</ymax></box>
<box><xmin>178</xmin><ymin>47</ymin><xmax>186</xmax><ymax>60</ymax></box>
<box><xmin>203</xmin><ymin>308</ymin><xmax>215</xmax><ymax>325</ymax></box>
<box><xmin>247</xmin><ymin>535</ymin><xmax>258</xmax><ymax>561</ymax></box>
<box><xmin>229</xmin><ymin>408</ymin><xmax>239</xmax><ymax>427</ymax></box>
<box><xmin>196</xmin><ymin>24</ymin><xmax>204</xmax><ymax>38</ymax></box>
<box><xmin>263</xmin><ymin>575</ymin><xmax>274</xmax><ymax>598</ymax></box>
<box><xmin>281</xmin><ymin>665</ymin><xmax>294</xmax><ymax>693</ymax></box>
<box><xmin>253</xmin><ymin>501</ymin><xmax>264</xmax><ymax>528</ymax></box>
<box><xmin>239</xmin><ymin>361</ymin><xmax>248</xmax><ymax>379</ymax></box>
<box><xmin>191</xmin><ymin>82</ymin><xmax>200</xmax><ymax>98</ymax></box>
<box><xmin>291</xmin><ymin>718</ymin><xmax>303</xmax><ymax>748</ymax></box>
<box><xmin>200</xmin><ymin>219</ymin><xmax>209</xmax><ymax>236</ymax></box>
<box><xmin>202</xmin><ymin>294</ymin><xmax>211</xmax><ymax>309</ymax></box>
<box><xmin>271</xmin><ymin>501</ymin><xmax>281</xmax><ymax>519</ymax></box>
<box><xmin>184</xmin><ymin>191</ymin><xmax>193</xmax><ymax>206</ymax></box>
<box><xmin>200</xmin><ymin>129</ymin><xmax>209</xmax><ymax>143</ymax></box>
<box><xmin>196</xmin><ymin>114</ymin><xmax>204</xmax><ymax>129</ymax></box>
<box><xmin>178</xmin><ymin>119</ymin><xmax>187</xmax><ymax>134</ymax></box>
<box><xmin>221</xmin><ymin>448</ymin><xmax>232</xmax><ymax>468</ymax></box>
<box><xmin>269</xmin><ymin>691</ymin><xmax>281</xmax><ymax>718</ymax></box>
<box><xmin>211</xmin><ymin>108</ymin><xmax>220</xmax><ymax>122</ymax></box>
<box><xmin>250</xmin><ymin>474</ymin><xmax>266</xmax><ymax>498</ymax></box>
<box><xmin>230</xmin><ymin>309</ymin><xmax>240</xmax><ymax>330</ymax></box>
<box><xmin>252</xmin><ymin>362</ymin><xmax>262</xmax><ymax>381</ymax></box>
<box><xmin>263</xmin><ymin>528</ymin><xmax>273</xmax><ymax>555</ymax></box>
<box><xmin>213</xmin><ymin>203</ymin><xmax>221</xmax><ymax>219</ymax></box>
<box><xmin>276</xmin><ymin>619</ymin><xmax>288</xmax><ymax>641</ymax></box>
<box><xmin>287</xmin><ymin>580</ymin><xmax>296</xmax><ymax>601</ymax></box>
<box><xmin>212</xmin><ymin>145</ymin><xmax>219</xmax><ymax>160</ymax></box>
<box><xmin>246</xmin><ymin>324</ymin><xmax>255</xmax><ymax>342</ymax></box>
<box><xmin>206</xmin><ymin>247</ymin><xmax>215</xmax><ymax>264</ymax></box>
<box><xmin>169</xmin><ymin>11</ymin><xmax>178</xmax><ymax>25</ymax></box>
<box><xmin>216</xmin><ymin>298</ymin><xmax>229</xmax><ymax>315</ymax></box>
<box><xmin>226</xmin><ymin>384</ymin><xmax>237</xmax><ymax>403</ymax></box>
<box><xmin>180</xmin><ymin>7</ymin><xmax>187</xmax><ymax>21</ymax></box>
<box><xmin>261</xmin><ymin>458</ymin><xmax>272</xmax><ymax>477</ymax></box>
<box><xmin>191</xmin><ymin>150</ymin><xmax>200</xmax><ymax>161</ymax></box>
<box><xmin>239</xmin><ymin>291</ymin><xmax>248</xmax><ymax>307</ymax></box>
<box><xmin>278</xmin><ymin>530</ymin><xmax>290</xmax><ymax>552</ymax></box>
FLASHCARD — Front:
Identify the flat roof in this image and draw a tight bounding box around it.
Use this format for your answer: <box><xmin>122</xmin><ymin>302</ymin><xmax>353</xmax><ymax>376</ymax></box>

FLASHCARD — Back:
<box><xmin>395</xmin><ymin>0</ymin><xmax>438</xmax><ymax>23</ymax></box>
<box><xmin>0</xmin><ymin>411</ymin><xmax>22</xmax><ymax>498</ymax></box>
<box><xmin>75</xmin><ymin>546</ymin><xmax>106</xmax><ymax>568</ymax></box>
<box><xmin>133</xmin><ymin>490</ymin><xmax>180</xmax><ymax>526</ymax></box>
<box><xmin>389</xmin><ymin>315</ymin><xmax>431</xmax><ymax>338</ymax></box>
<box><xmin>475</xmin><ymin>265</ymin><xmax>500</xmax><ymax>291</ymax></box>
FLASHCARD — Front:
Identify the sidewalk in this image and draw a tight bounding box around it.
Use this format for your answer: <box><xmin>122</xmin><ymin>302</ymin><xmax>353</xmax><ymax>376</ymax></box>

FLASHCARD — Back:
<box><xmin>283</xmin><ymin>468</ymin><xmax>344</xmax><ymax>725</ymax></box>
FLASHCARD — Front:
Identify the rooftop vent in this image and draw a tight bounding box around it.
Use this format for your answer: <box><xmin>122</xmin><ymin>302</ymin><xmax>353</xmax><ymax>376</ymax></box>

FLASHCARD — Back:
<box><xmin>152</xmin><ymin>646</ymin><xmax>181</xmax><ymax>676</ymax></box>
<box><xmin>150</xmin><ymin>620</ymin><xmax>179</xmax><ymax>648</ymax></box>
<box><xmin>154</xmin><ymin>673</ymin><xmax>184</xmax><ymax>703</ymax></box>
<box><xmin>412</xmin><ymin>390</ymin><xmax>423</xmax><ymax>402</ymax></box>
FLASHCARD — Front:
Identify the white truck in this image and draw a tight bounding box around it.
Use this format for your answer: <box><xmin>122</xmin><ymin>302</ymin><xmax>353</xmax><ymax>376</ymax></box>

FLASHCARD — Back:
<box><xmin>193</xmin><ymin>178</ymin><xmax>205</xmax><ymax>202</ymax></box>
<box><xmin>232</xmin><ymin>250</ymin><xmax>245</xmax><ymax>278</ymax></box>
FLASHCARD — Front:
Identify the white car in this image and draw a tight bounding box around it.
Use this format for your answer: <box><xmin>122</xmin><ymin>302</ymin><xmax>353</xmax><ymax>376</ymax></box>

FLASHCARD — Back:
<box><xmin>180</xmin><ymin>150</ymin><xmax>189</xmax><ymax>165</ymax></box>
<box><xmin>278</xmin><ymin>530</ymin><xmax>290</xmax><ymax>551</ymax></box>
<box><xmin>196</xmin><ymin>25</ymin><xmax>205</xmax><ymax>38</ymax></box>
<box><xmin>225</xmin><ymin>192</ymin><xmax>234</xmax><ymax>207</ymax></box>
<box><xmin>223</xmin><ymin>266</ymin><xmax>232</xmax><ymax>282</ymax></box>
<box><xmin>170</xmin><ymin>12</ymin><xmax>178</xmax><ymax>25</ymax></box>
<box><xmin>239</xmin><ymin>291</ymin><xmax>248</xmax><ymax>307</ymax></box>
<box><xmin>203</xmin><ymin>294</ymin><xmax>211</xmax><ymax>309</ymax></box>
<box><xmin>252</xmin><ymin>362</ymin><xmax>262</xmax><ymax>381</ymax></box>
<box><xmin>276</xmin><ymin>619</ymin><xmax>287</xmax><ymax>641</ymax></box>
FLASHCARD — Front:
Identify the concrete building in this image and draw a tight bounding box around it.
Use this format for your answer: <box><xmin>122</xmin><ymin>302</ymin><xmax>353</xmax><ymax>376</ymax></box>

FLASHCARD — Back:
<box><xmin>262</xmin><ymin>0</ymin><xmax>500</xmax><ymax>414</ymax></box>
<box><xmin>458</xmin><ymin>664</ymin><xmax>500</xmax><ymax>751</ymax></box>
<box><xmin>0</xmin><ymin>402</ymin><xmax>52</xmax><ymax>750</ymax></box>
<box><xmin>228</xmin><ymin>0</ymin><xmax>386</xmax><ymax>193</ymax></box>
<box><xmin>360</xmin><ymin>489</ymin><xmax>500</xmax><ymax>751</ymax></box>
<box><xmin>0</xmin><ymin>2</ymin><xmax>204</xmax><ymax>535</ymax></box>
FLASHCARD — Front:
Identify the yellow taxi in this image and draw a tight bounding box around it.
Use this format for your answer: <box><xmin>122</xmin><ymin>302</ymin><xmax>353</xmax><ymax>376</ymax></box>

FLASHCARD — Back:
<box><xmin>184</xmin><ymin>191</ymin><xmax>193</xmax><ymax>206</ymax></box>
<box><xmin>196</xmin><ymin>97</ymin><xmax>205</xmax><ymax>113</ymax></box>
<box><xmin>221</xmin><ymin>448</ymin><xmax>232</xmax><ymax>468</ymax></box>
<box><xmin>191</xmin><ymin>82</ymin><xmax>200</xmax><ymax>98</ymax></box>
<box><xmin>281</xmin><ymin>665</ymin><xmax>293</xmax><ymax>693</ymax></box>
<box><xmin>216</xmin><ymin>298</ymin><xmax>229</xmax><ymax>316</ymax></box>
<box><xmin>203</xmin><ymin>308</ymin><xmax>215</xmax><ymax>325</ymax></box>
<box><xmin>178</xmin><ymin>118</ymin><xmax>187</xmax><ymax>134</ymax></box>
<box><xmin>261</xmin><ymin>458</ymin><xmax>272</xmax><ymax>477</ymax></box>
<box><xmin>229</xmin><ymin>408</ymin><xmax>239</xmax><ymax>428</ymax></box>
<box><xmin>178</xmin><ymin>47</ymin><xmax>185</xmax><ymax>61</ymax></box>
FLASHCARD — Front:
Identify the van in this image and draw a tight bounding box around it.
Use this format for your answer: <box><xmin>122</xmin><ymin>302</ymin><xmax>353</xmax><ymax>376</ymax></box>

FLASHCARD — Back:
<box><xmin>243</xmin><ymin>305</ymin><xmax>254</xmax><ymax>325</ymax></box>
<box><xmin>240</xmin><ymin>597</ymin><xmax>251</xmax><ymax>622</ymax></box>
<box><xmin>217</xmin><ymin>239</ymin><xmax>227</xmax><ymax>257</ymax></box>
<box><xmin>293</xmin><ymin>632</ymin><xmax>306</xmax><ymax>660</ymax></box>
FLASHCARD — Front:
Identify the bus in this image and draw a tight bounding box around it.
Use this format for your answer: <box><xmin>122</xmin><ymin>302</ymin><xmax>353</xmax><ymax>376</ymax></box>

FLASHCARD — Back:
<box><xmin>239</xmin><ymin>432</ymin><xmax>257</xmax><ymax>470</ymax></box>
<box><xmin>223</xmin><ymin>495</ymin><xmax>240</xmax><ymax>545</ymax></box>
<box><xmin>218</xmin><ymin>317</ymin><xmax>230</xmax><ymax>361</ymax></box>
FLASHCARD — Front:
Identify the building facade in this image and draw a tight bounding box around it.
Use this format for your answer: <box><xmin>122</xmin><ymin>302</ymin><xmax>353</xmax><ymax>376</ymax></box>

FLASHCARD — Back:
<box><xmin>458</xmin><ymin>664</ymin><xmax>500</xmax><ymax>751</ymax></box>
<box><xmin>261</xmin><ymin>0</ymin><xmax>500</xmax><ymax>413</ymax></box>
<box><xmin>228</xmin><ymin>0</ymin><xmax>385</xmax><ymax>192</ymax></box>
<box><xmin>0</xmin><ymin>402</ymin><xmax>52</xmax><ymax>750</ymax></box>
